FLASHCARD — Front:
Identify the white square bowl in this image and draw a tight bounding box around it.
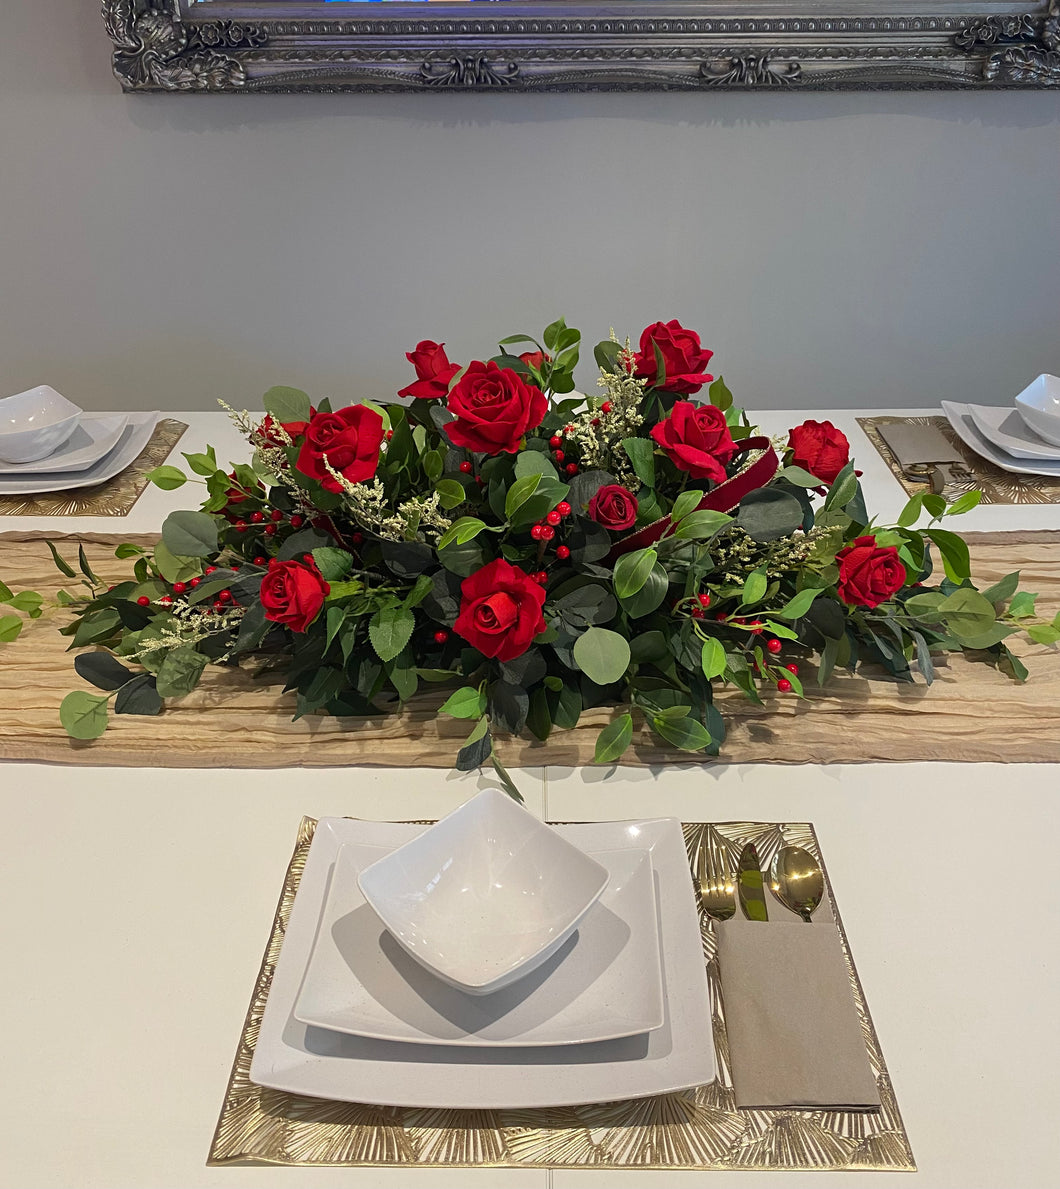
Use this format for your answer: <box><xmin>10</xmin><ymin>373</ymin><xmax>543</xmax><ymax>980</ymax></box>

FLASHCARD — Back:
<box><xmin>357</xmin><ymin>788</ymin><xmax>610</xmax><ymax>995</ymax></box>
<box><xmin>1014</xmin><ymin>374</ymin><xmax>1060</xmax><ymax>448</ymax></box>
<box><xmin>0</xmin><ymin>385</ymin><xmax>82</xmax><ymax>463</ymax></box>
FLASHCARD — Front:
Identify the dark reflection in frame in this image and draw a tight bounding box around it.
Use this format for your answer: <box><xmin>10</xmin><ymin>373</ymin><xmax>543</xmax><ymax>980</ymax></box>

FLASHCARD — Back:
<box><xmin>103</xmin><ymin>0</ymin><xmax>1060</xmax><ymax>91</ymax></box>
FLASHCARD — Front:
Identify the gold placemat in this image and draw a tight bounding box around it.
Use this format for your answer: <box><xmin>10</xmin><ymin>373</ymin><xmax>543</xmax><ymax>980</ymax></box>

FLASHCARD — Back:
<box><xmin>0</xmin><ymin>419</ymin><xmax>188</xmax><ymax>516</ymax></box>
<box><xmin>858</xmin><ymin>415</ymin><xmax>1060</xmax><ymax>504</ymax></box>
<box><xmin>208</xmin><ymin>816</ymin><xmax>913</xmax><ymax>1171</ymax></box>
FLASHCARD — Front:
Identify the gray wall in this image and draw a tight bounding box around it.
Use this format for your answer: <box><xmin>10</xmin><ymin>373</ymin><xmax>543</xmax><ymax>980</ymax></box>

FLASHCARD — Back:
<box><xmin>2</xmin><ymin>2</ymin><xmax>1058</xmax><ymax>414</ymax></box>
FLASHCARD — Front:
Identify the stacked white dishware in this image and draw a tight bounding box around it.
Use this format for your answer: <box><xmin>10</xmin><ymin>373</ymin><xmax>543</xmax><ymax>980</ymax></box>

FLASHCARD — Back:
<box><xmin>250</xmin><ymin>789</ymin><xmax>717</xmax><ymax>1109</ymax></box>
<box><xmin>0</xmin><ymin>385</ymin><xmax>159</xmax><ymax>495</ymax></box>
<box><xmin>941</xmin><ymin>374</ymin><xmax>1060</xmax><ymax>476</ymax></box>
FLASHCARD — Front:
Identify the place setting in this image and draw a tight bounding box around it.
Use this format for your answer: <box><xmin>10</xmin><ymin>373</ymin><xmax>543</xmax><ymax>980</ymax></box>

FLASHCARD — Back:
<box><xmin>209</xmin><ymin>793</ymin><xmax>913</xmax><ymax>1172</ymax></box>
<box><xmin>0</xmin><ymin>383</ymin><xmax>184</xmax><ymax>516</ymax></box>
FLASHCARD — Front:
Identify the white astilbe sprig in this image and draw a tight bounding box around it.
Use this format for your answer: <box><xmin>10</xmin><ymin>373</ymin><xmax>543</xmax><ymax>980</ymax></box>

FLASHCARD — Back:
<box><xmin>560</xmin><ymin>340</ymin><xmax>647</xmax><ymax>488</ymax></box>
<box><xmin>320</xmin><ymin>459</ymin><xmax>451</xmax><ymax>543</ymax></box>
<box><xmin>128</xmin><ymin>600</ymin><xmax>244</xmax><ymax>665</ymax></box>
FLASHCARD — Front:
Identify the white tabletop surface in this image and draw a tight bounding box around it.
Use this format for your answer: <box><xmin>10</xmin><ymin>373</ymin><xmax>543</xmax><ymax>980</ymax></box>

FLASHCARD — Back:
<box><xmin>1</xmin><ymin>409</ymin><xmax>1059</xmax><ymax>1188</ymax></box>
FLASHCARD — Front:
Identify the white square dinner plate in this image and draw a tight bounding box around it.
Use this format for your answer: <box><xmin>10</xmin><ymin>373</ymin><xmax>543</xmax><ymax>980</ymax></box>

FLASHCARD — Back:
<box><xmin>941</xmin><ymin>401</ymin><xmax>1060</xmax><ymax>478</ymax></box>
<box><xmin>250</xmin><ymin>816</ymin><xmax>716</xmax><ymax>1110</ymax></box>
<box><xmin>965</xmin><ymin>403</ymin><xmax>1060</xmax><ymax>462</ymax></box>
<box><xmin>294</xmin><ymin>841</ymin><xmax>664</xmax><ymax>1047</ymax></box>
<box><xmin>0</xmin><ymin>411</ymin><xmax>159</xmax><ymax>495</ymax></box>
<box><xmin>0</xmin><ymin>413</ymin><xmax>129</xmax><ymax>475</ymax></box>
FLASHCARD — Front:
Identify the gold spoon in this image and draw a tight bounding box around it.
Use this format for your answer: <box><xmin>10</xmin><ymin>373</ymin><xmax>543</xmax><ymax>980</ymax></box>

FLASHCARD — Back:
<box><xmin>769</xmin><ymin>845</ymin><xmax>824</xmax><ymax>923</ymax></box>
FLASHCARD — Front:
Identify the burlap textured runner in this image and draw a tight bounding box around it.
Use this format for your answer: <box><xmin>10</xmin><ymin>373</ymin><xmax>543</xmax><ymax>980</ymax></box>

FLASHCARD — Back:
<box><xmin>1</xmin><ymin>530</ymin><xmax>1058</xmax><ymax>768</ymax></box>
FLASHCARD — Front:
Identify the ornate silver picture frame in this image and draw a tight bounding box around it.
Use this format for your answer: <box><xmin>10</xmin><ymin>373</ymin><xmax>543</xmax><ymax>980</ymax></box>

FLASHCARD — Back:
<box><xmin>103</xmin><ymin>0</ymin><xmax>1060</xmax><ymax>92</ymax></box>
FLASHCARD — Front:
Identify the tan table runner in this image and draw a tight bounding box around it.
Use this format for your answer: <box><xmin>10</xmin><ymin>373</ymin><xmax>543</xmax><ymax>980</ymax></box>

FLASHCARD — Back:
<box><xmin>1</xmin><ymin>531</ymin><xmax>1058</xmax><ymax>768</ymax></box>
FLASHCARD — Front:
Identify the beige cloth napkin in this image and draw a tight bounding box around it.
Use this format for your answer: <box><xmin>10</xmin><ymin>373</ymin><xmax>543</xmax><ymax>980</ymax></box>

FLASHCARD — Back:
<box><xmin>716</xmin><ymin>917</ymin><xmax>881</xmax><ymax>1110</ymax></box>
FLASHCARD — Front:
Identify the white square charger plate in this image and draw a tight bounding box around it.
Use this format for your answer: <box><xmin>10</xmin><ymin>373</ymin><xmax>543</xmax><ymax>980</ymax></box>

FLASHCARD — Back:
<box><xmin>0</xmin><ymin>411</ymin><xmax>159</xmax><ymax>494</ymax></box>
<box><xmin>0</xmin><ymin>413</ymin><xmax>129</xmax><ymax>475</ymax></box>
<box><xmin>250</xmin><ymin>816</ymin><xmax>716</xmax><ymax>1110</ymax></box>
<box><xmin>941</xmin><ymin>401</ymin><xmax>1060</xmax><ymax>478</ymax></box>
<box><xmin>965</xmin><ymin>403</ymin><xmax>1060</xmax><ymax>462</ymax></box>
<box><xmin>294</xmin><ymin>841</ymin><xmax>664</xmax><ymax>1047</ymax></box>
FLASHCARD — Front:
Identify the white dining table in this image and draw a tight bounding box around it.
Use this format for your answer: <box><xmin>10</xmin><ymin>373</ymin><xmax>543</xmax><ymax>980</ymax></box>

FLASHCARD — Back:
<box><xmin>1</xmin><ymin>409</ymin><xmax>1058</xmax><ymax>1188</ymax></box>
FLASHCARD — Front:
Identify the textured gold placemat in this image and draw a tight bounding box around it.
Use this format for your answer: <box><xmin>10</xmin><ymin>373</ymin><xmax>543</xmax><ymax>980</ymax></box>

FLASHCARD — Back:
<box><xmin>858</xmin><ymin>415</ymin><xmax>1060</xmax><ymax>504</ymax></box>
<box><xmin>1</xmin><ymin>531</ymin><xmax>1058</xmax><ymax>768</ymax></box>
<box><xmin>0</xmin><ymin>419</ymin><xmax>187</xmax><ymax>516</ymax></box>
<box><xmin>208</xmin><ymin>816</ymin><xmax>913</xmax><ymax>1171</ymax></box>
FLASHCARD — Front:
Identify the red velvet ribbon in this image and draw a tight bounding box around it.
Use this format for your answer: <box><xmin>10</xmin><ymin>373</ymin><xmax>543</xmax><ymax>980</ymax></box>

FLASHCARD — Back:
<box><xmin>607</xmin><ymin>436</ymin><xmax>779</xmax><ymax>561</ymax></box>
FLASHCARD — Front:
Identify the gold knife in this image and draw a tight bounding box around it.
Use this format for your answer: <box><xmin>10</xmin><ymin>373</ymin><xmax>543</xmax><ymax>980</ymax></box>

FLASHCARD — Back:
<box><xmin>737</xmin><ymin>842</ymin><xmax>769</xmax><ymax>921</ymax></box>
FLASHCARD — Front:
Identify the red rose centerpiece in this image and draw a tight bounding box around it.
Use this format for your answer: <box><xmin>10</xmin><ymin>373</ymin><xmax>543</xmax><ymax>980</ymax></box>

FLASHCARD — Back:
<box><xmin>650</xmin><ymin>400</ymin><xmax>736</xmax><ymax>483</ymax></box>
<box><xmin>398</xmin><ymin>340</ymin><xmax>461</xmax><ymax>400</ymax></box>
<box><xmin>446</xmin><ymin>361</ymin><xmax>547</xmax><ymax>455</ymax></box>
<box><xmin>587</xmin><ymin>484</ymin><xmax>639</xmax><ymax>531</ymax></box>
<box><xmin>788</xmin><ymin>420</ymin><xmax>852</xmax><ymax>486</ymax></box>
<box><xmin>260</xmin><ymin>558</ymin><xmax>330</xmax><ymax>632</ymax></box>
<box><xmin>835</xmin><ymin>536</ymin><xmax>906</xmax><ymax>609</ymax></box>
<box><xmin>295</xmin><ymin>405</ymin><xmax>385</xmax><ymax>493</ymax></box>
<box><xmin>634</xmin><ymin>319</ymin><xmax>714</xmax><ymax>394</ymax></box>
<box><xmin>453</xmin><ymin>558</ymin><xmax>547</xmax><ymax>662</ymax></box>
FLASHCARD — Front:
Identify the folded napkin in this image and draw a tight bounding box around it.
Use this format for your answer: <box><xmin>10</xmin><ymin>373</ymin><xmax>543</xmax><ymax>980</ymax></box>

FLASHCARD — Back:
<box><xmin>716</xmin><ymin>917</ymin><xmax>881</xmax><ymax>1110</ymax></box>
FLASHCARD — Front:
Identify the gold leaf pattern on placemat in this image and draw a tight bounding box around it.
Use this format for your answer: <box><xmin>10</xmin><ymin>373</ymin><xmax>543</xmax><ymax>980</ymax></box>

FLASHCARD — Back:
<box><xmin>858</xmin><ymin>415</ymin><xmax>1060</xmax><ymax>504</ymax></box>
<box><xmin>0</xmin><ymin>419</ymin><xmax>187</xmax><ymax>516</ymax></box>
<box><xmin>207</xmin><ymin>817</ymin><xmax>915</xmax><ymax>1171</ymax></box>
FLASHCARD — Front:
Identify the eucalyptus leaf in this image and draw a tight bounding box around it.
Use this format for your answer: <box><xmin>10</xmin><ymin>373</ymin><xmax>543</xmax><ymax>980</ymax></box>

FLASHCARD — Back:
<box><xmin>74</xmin><ymin>651</ymin><xmax>136</xmax><ymax>691</ymax></box>
<box><xmin>155</xmin><ymin>648</ymin><xmax>209</xmax><ymax>698</ymax></box>
<box><xmin>59</xmin><ymin>690</ymin><xmax>110</xmax><ymax>740</ymax></box>
<box><xmin>161</xmin><ymin>510</ymin><xmax>218</xmax><ymax>559</ymax></box>
<box><xmin>113</xmin><ymin>673</ymin><xmax>162</xmax><ymax>716</ymax></box>
<box><xmin>738</xmin><ymin>488</ymin><xmax>805</xmax><ymax>542</ymax></box>
<box><xmin>573</xmin><ymin>627</ymin><xmax>631</xmax><ymax>685</ymax></box>
<box><xmin>263</xmin><ymin>385</ymin><xmax>312</xmax><ymax>425</ymax></box>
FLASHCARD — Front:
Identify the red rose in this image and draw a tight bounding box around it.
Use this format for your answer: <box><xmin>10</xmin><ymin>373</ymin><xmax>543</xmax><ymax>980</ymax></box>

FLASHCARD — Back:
<box><xmin>259</xmin><ymin>559</ymin><xmax>330</xmax><ymax>633</ymax></box>
<box><xmin>397</xmin><ymin>340</ymin><xmax>461</xmax><ymax>400</ymax></box>
<box><xmin>446</xmin><ymin>361</ymin><xmax>548</xmax><ymax>456</ymax></box>
<box><xmin>787</xmin><ymin>420</ymin><xmax>851</xmax><ymax>486</ymax></box>
<box><xmin>649</xmin><ymin>400</ymin><xmax>736</xmax><ymax>483</ymax></box>
<box><xmin>587</xmin><ymin>484</ymin><xmax>639</xmax><ymax>531</ymax></box>
<box><xmin>295</xmin><ymin>405</ymin><xmax>385</xmax><ymax>493</ymax></box>
<box><xmin>254</xmin><ymin>412</ymin><xmax>312</xmax><ymax>449</ymax></box>
<box><xmin>633</xmin><ymin>320</ymin><xmax>714</xmax><ymax>395</ymax></box>
<box><xmin>518</xmin><ymin>350</ymin><xmax>549</xmax><ymax>372</ymax></box>
<box><xmin>835</xmin><ymin>536</ymin><xmax>906</xmax><ymax>609</ymax></box>
<box><xmin>452</xmin><ymin>558</ymin><xmax>547</xmax><ymax>662</ymax></box>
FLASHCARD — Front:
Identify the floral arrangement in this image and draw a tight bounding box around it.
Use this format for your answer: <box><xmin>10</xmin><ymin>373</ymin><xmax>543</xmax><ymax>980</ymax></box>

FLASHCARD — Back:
<box><xmin>2</xmin><ymin>318</ymin><xmax>1053</xmax><ymax>795</ymax></box>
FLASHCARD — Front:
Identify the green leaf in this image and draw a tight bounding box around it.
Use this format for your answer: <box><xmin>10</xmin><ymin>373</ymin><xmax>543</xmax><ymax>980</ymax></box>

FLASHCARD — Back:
<box><xmin>154</xmin><ymin>648</ymin><xmax>209</xmax><ymax>698</ymax></box>
<box><xmin>774</xmin><ymin>586</ymin><xmax>821</xmax><ymax>619</ymax></box>
<box><xmin>437</xmin><ymin>516</ymin><xmax>487</xmax><ymax>551</ymax></box>
<box><xmin>621</xmin><ymin>438</ymin><xmax>656</xmax><ymax>489</ymax></box>
<box><xmin>937</xmin><ymin>587</ymin><xmax>997</xmax><ymax>642</ymax></box>
<box><xmin>71</xmin><ymin>607</ymin><xmax>121</xmax><ymax>648</ymax></box>
<box><xmin>740</xmin><ymin>568</ymin><xmax>768</xmax><ymax>607</ymax></box>
<box><xmin>456</xmin><ymin>717</ymin><xmax>491</xmax><ymax>771</ymax></box>
<box><xmin>999</xmin><ymin>645</ymin><xmax>1029</xmax><ymax>682</ymax></box>
<box><xmin>77</xmin><ymin>545</ymin><xmax>101</xmax><ymax>585</ymax></box>
<box><xmin>651</xmin><ymin>714</ymin><xmax>713</xmax><ymax>751</ymax></box>
<box><xmin>514</xmin><ymin>451</ymin><xmax>556</xmax><ymax>481</ymax></box>
<box><xmin>573</xmin><ymin>627</ymin><xmax>631</xmax><ymax>685</ymax></box>
<box><xmin>981</xmin><ymin>571</ymin><xmax>1020</xmax><ymax>605</ymax></box>
<box><xmin>311</xmin><ymin>547</ymin><xmax>354</xmax><ymax>582</ymax></box>
<box><xmin>439</xmin><ymin>685</ymin><xmax>487</xmax><ymax>719</ymax></box>
<box><xmin>435</xmin><ymin>479</ymin><xmax>467</xmax><ymax>511</ymax></box>
<box><xmin>263</xmin><ymin>385</ymin><xmax>312</xmax><ymax>425</ymax></box>
<box><xmin>368</xmin><ymin>605</ymin><xmax>415</xmax><ymax>663</ymax></box>
<box><xmin>113</xmin><ymin>543</ymin><xmax>145</xmax><ymax>560</ymax></box>
<box><xmin>59</xmin><ymin>691</ymin><xmax>110</xmax><ymax>739</ymax></box>
<box><xmin>618</xmin><ymin>564</ymin><xmax>668</xmax><ymax>618</ymax></box>
<box><xmin>896</xmin><ymin>493</ymin><xmax>925</xmax><ymax>529</ymax></box>
<box><xmin>594</xmin><ymin>713</ymin><xmax>633</xmax><ymax>763</ymax></box>
<box><xmin>708</xmin><ymin>376</ymin><xmax>733</xmax><ymax>411</ymax></box>
<box><xmin>438</xmin><ymin>538</ymin><xmax>484</xmax><ymax>578</ymax></box>
<box><xmin>0</xmin><ymin>580</ymin><xmax>12</xmax><ymax>602</ymax></box>
<box><xmin>161</xmin><ymin>510</ymin><xmax>218</xmax><ymax>559</ymax></box>
<box><xmin>74</xmin><ymin>651</ymin><xmax>136</xmax><ymax>691</ymax></box>
<box><xmin>824</xmin><ymin>464</ymin><xmax>858</xmax><ymax>511</ymax></box>
<box><xmin>1008</xmin><ymin>591</ymin><xmax>1038</xmax><ymax>619</ymax></box>
<box><xmin>153</xmin><ymin>540</ymin><xmax>201</xmax><ymax>585</ymax></box>
<box><xmin>6</xmin><ymin>590</ymin><xmax>42</xmax><ymax>616</ymax></box>
<box><xmin>946</xmin><ymin>490</ymin><xmax>982</xmax><ymax>517</ymax></box>
<box><xmin>701</xmin><ymin>637</ymin><xmax>726</xmax><ymax>680</ymax></box>
<box><xmin>113</xmin><ymin>673</ymin><xmax>162</xmax><ymax>716</ymax></box>
<box><xmin>670</xmin><ymin>489</ymin><xmax>703</xmax><ymax>524</ymax></box>
<box><xmin>778</xmin><ymin>465</ymin><xmax>825</xmax><ymax>489</ymax></box>
<box><xmin>182</xmin><ymin>450</ymin><xmax>218</xmax><ymax>478</ymax></box>
<box><xmin>46</xmin><ymin>541</ymin><xmax>77</xmax><ymax>578</ymax></box>
<box><xmin>630</xmin><ymin>630</ymin><xmax>668</xmax><ymax>665</ymax></box>
<box><xmin>504</xmin><ymin>472</ymin><xmax>542</xmax><ymax>520</ymax></box>
<box><xmin>1027</xmin><ymin>623</ymin><xmax>1060</xmax><ymax>646</ymax></box>
<box><xmin>0</xmin><ymin>614</ymin><xmax>22</xmax><ymax>642</ymax></box>
<box><xmin>145</xmin><ymin>465</ymin><xmax>187</xmax><ymax>491</ymax></box>
<box><xmin>672</xmin><ymin>509</ymin><xmax>732</xmax><ymax>541</ymax></box>
<box><xmin>923</xmin><ymin>528</ymin><xmax>971</xmax><ymax>583</ymax></box>
<box><xmin>612</xmin><ymin>548</ymin><xmax>658</xmax><ymax>600</ymax></box>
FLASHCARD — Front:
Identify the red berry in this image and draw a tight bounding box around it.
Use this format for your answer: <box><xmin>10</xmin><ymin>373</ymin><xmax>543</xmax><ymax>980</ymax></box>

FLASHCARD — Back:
<box><xmin>549</xmin><ymin>435</ymin><xmax>562</xmax><ymax>449</ymax></box>
<box><xmin>532</xmin><ymin>570</ymin><xmax>548</xmax><ymax>585</ymax></box>
<box><xmin>691</xmin><ymin>607</ymin><xmax>705</xmax><ymax>619</ymax></box>
<box><xmin>234</xmin><ymin>520</ymin><xmax>247</xmax><ymax>532</ymax></box>
<box><xmin>264</xmin><ymin>524</ymin><xmax>277</xmax><ymax>537</ymax></box>
<box><xmin>270</xmin><ymin>509</ymin><xmax>284</xmax><ymax>522</ymax></box>
<box><xmin>459</xmin><ymin>461</ymin><xmax>473</xmax><ymax>474</ymax></box>
<box><xmin>564</xmin><ymin>424</ymin><xmax>574</xmax><ymax>434</ymax></box>
<box><xmin>531</xmin><ymin>525</ymin><xmax>545</xmax><ymax>540</ymax></box>
<box><xmin>777</xmin><ymin>678</ymin><xmax>793</xmax><ymax>693</ymax></box>
<box><xmin>750</xmin><ymin>620</ymin><xmax>764</xmax><ymax>633</ymax></box>
<box><xmin>553</xmin><ymin>450</ymin><xmax>565</xmax><ymax>463</ymax></box>
<box><xmin>766</xmin><ymin>638</ymin><xmax>782</xmax><ymax>654</ymax></box>
<box><xmin>540</xmin><ymin>525</ymin><xmax>555</xmax><ymax>541</ymax></box>
<box><xmin>715</xmin><ymin>612</ymin><xmax>727</xmax><ymax>622</ymax></box>
<box><xmin>289</xmin><ymin>514</ymin><xmax>304</xmax><ymax>528</ymax></box>
<box><xmin>557</xmin><ymin>501</ymin><xmax>571</xmax><ymax>517</ymax></box>
<box><xmin>172</xmin><ymin>582</ymin><xmax>186</xmax><ymax>595</ymax></box>
<box><xmin>189</xmin><ymin>577</ymin><xmax>201</xmax><ymax>588</ymax></box>
<box><xmin>556</xmin><ymin>545</ymin><xmax>571</xmax><ymax>560</ymax></box>
<box><xmin>250</xmin><ymin>511</ymin><xmax>264</xmax><ymax>523</ymax></box>
<box><xmin>433</xmin><ymin>630</ymin><xmax>449</xmax><ymax>644</ymax></box>
<box><xmin>136</xmin><ymin>596</ymin><xmax>150</xmax><ymax>606</ymax></box>
<box><xmin>302</xmin><ymin>554</ymin><xmax>314</xmax><ymax>563</ymax></box>
<box><xmin>546</xmin><ymin>510</ymin><xmax>561</xmax><ymax>526</ymax></box>
<box><xmin>253</xmin><ymin>556</ymin><xmax>267</xmax><ymax>566</ymax></box>
<box><xmin>697</xmin><ymin>593</ymin><xmax>712</xmax><ymax>608</ymax></box>
<box><xmin>601</xmin><ymin>400</ymin><xmax>612</xmax><ymax>414</ymax></box>
<box><xmin>591</xmin><ymin>417</ymin><xmax>601</xmax><ymax>428</ymax></box>
<box><xmin>219</xmin><ymin>590</ymin><xmax>232</xmax><ymax>603</ymax></box>
<box><xmin>204</xmin><ymin>565</ymin><xmax>217</xmax><ymax>575</ymax></box>
<box><xmin>386</xmin><ymin>429</ymin><xmax>394</xmax><ymax>441</ymax></box>
<box><xmin>565</xmin><ymin>463</ymin><xmax>578</xmax><ymax>476</ymax></box>
<box><xmin>352</xmin><ymin>532</ymin><xmax>364</xmax><ymax>545</ymax></box>
<box><xmin>785</xmin><ymin>662</ymin><xmax>799</xmax><ymax>675</ymax></box>
<box><xmin>158</xmin><ymin>595</ymin><xmax>173</xmax><ymax>607</ymax></box>
<box><xmin>476</xmin><ymin>476</ymin><xmax>485</xmax><ymax>486</ymax></box>
<box><xmin>212</xmin><ymin>600</ymin><xmax>225</xmax><ymax>612</ymax></box>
